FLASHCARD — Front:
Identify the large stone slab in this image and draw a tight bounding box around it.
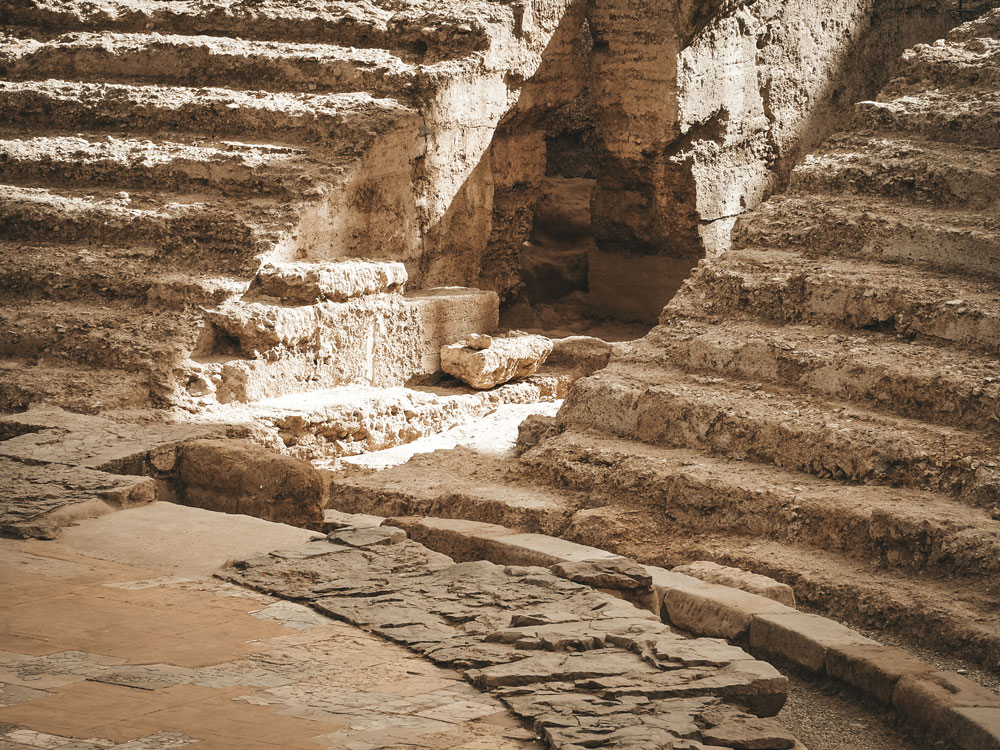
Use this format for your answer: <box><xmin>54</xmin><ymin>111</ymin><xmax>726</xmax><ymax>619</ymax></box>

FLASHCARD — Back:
<box><xmin>222</xmin><ymin>533</ymin><xmax>794</xmax><ymax>750</ymax></box>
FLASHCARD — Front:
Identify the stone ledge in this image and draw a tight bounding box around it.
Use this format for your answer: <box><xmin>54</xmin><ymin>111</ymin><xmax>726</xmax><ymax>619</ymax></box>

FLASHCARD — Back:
<box><xmin>357</xmin><ymin>513</ymin><xmax>1000</xmax><ymax>750</ymax></box>
<box><xmin>175</xmin><ymin>438</ymin><xmax>326</xmax><ymax>527</ymax></box>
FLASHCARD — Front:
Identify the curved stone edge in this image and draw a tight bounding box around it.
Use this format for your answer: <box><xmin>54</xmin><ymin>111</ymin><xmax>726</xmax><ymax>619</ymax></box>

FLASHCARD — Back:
<box><xmin>221</xmin><ymin>524</ymin><xmax>803</xmax><ymax>750</ymax></box>
<box><xmin>390</xmin><ymin>515</ymin><xmax>1000</xmax><ymax>750</ymax></box>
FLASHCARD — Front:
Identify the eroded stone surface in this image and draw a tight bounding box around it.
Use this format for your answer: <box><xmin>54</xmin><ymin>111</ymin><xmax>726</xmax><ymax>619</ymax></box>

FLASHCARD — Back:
<box><xmin>442</xmin><ymin>335</ymin><xmax>554</xmax><ymax>390</ymax></box>
<box><xmin>223</xmin><ymin>530</ymin><xmax>796</xmax><ymax>750</ymax></box>
<box><xmin>673</xmin><ymin>562</ymin><xmax>796</xmax><ymax>608</ymax></box>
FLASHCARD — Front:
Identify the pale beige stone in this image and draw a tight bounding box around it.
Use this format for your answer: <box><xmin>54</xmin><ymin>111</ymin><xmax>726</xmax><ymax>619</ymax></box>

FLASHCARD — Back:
<box><xmin>441</xmin><ymin>335</ymin><xmax>553</xmax><ymax>389</ymax></box>
<box><xmin>673</xmin><ymin>561</ymin><xmax>796</xmax><ymax>607</ymax></box>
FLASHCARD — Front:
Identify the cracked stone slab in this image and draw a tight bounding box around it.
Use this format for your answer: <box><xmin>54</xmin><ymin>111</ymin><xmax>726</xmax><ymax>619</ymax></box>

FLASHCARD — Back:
<box><xmin>0</xmin><ymin>457</ymin><xmax>155</xmax><ymax>539</ymax></box>
<box><xmin>0</xmin><ymin>406</ymin><xmax>219</xmax><ymax>473</ymax></box>
<box><xmin>222</xmin><ymin>536</ymin><xmax>797</xmax><ymax>750</ymax></box>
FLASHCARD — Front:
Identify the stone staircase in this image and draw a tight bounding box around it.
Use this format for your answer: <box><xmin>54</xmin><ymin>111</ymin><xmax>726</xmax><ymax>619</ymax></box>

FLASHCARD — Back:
<box><xmin>326</xmin><ymin>10</ymin><xmax>1000</xmax><ymax>679</ymax></box>
<box><xmin>527</xmin><ymin>9</ymin><xmax>1000</xmax><ymax>668</ymax></box>
<box><xmin>0</xmin><ymin>0</ymin><xmax>582</xmax><ymax>414</ymax></box>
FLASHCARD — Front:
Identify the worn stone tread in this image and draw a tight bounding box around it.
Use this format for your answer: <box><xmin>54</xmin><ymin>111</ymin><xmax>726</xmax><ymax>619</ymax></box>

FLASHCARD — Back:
<box><xmin>0</xmin><ymin>133</ymin><xmax>322</xmax><ymax>196</ymax></box>
<box><xmin>0</xmin><ymin>32</ymin><xmax>418</xmax><ymax>95</ymax></box>
<box><xmin>521</xmin><ymin>429</ymin><xmax>1000</xmax><ymax>579</ymax></box>
<box><xmin>0</xmin><ymin>241</ymin><xmax>248</xmax><ymax>306</ymax></box>
<box><xmin>0</xmin><ymin>183</ymin><xmax>291</xmax><ymax>259</ymax></box>
<box><xmin>559</xmin><ymin>364</ymin><xmax>1000</xmax><ymax>504</ymax></box>
<box><xmin>0</xmin><ymin>299</ymin><xmax>198</xmax><ymax>374</ymax></box>
<box><xmin>330</xmin><ymin>448</ymin><xmax>579</xmax><ymax>536</ymax></box>
<box><xmin>672</xmin><ymin>248</ymin><xmax>1000</xmax><ymax>352</ymax></box>
<box><xmin>5</xmin><ymin>0</ymin><xmax>496</xmax><ymax>58</ymax></box>
<box><xmin>0</xmin><ymin>79</ymin><xmax>419</xmax><ymax>147</ymax></box>
<box><xmin>0</xmin><ymin>357</ymin><xmax>153</xmax><ymax>413</ymax></box>
<box><xmin>733</xmin><ymin>193</ymin><xmax>1000</xmax><ymax>280</ymax></box>
<box><xmin>854</xmin><ymin>90</ymin><xmax>1000</xmax><ymax>147</ymax></box>
<box><xmin>788</xmin><ymin>132</ymin><xmax>1000</xmax><ymax>209</ymax></box>
<box><xmin>645</xmin><ymin>317</ymin><xmax>1000</xmax><ymax>432</ymax></box>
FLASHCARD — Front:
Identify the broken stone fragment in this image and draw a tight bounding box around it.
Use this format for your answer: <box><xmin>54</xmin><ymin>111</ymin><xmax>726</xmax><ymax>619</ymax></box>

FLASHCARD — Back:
<box><xmin>327</xmin><ymin>525</ymin><xmax>407</xmax><ymax>548</ymax></box>
<box><xmin>702</xmin><ymin>719</ymin><xmax>797</xmax><ymax>749</ymax></box>
<box><xmin>441</xmin><ymin>334</ymin><xmax>553</xmax><ymax>389</ymax></box>
<box><xmin>550</xmin><ymin>557</ymin><xmax>653</xmax><ymax>592</ymax></box>
<box><xmin>465</xmin><ymin>333</ymin><xmax>494</xmax><ymax>350</ymax></box>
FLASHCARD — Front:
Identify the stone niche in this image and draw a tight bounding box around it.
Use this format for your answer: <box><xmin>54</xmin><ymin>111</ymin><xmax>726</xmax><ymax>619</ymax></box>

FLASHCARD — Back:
<box><xmin>578</xmin><ymin>0</ymin><xmax>953</xmax><ymax>322</ymax></box>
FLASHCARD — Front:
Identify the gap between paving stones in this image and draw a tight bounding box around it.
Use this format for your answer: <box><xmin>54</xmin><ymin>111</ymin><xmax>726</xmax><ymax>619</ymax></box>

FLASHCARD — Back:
<box><xmin>349</xmin><ymin>514</ymin><xmax>1000</xmax><ymax>750</ymax></box>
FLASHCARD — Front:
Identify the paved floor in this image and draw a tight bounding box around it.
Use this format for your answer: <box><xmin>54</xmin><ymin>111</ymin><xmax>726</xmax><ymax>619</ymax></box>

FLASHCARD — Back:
<box><xmin>0</xmin><ymin>506</ymin><xmax>542</xmax><ymax>750</ymax></box>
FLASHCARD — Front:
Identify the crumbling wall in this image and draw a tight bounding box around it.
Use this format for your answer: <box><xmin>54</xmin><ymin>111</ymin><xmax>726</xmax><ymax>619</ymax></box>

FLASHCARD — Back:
<box><xmin>586</xmin><ymin>0</ymin><xmax>952</xmax><ymax>321</ymax></box>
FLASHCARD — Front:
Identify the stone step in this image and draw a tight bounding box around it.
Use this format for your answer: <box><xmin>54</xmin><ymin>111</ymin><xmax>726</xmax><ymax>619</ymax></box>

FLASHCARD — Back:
<box><xmin>328</xmin><ymin>448</ymin><xmax>579</xmax><ymax>536</ymax></box>
<box><xmin>645</xmin><ymin>318</ymin><xmax>1000</xmax><ymax>433</ymax></box>
<box><xmin>4</xmin><ymin>0</ymin><xmax>493</xmax><ymax>59</ymax></box>
<box><xmin>0</xmin><ymin>32</ymin><xmax>418</xmax><ymax>97</ymax></box>
<box><xmin>788</xmin><ymin>133</ymin><xmax>1000</xmax><ymax>210</ymax></box>
<box><xmin>0</xmin><ymin>133</ymin><xmax>321</xmax><ymax>197</ymax></box>
<box><xmin>519</xmin><ymin>430</ymin><xmax>1000</xmax><ymax>580</ymax></box>
<box><xmin>563</xmin><ymin>508</ymin><xmax>1000</xmax><ymax>674</ymax></box>
<box><xmin>0</xmin><ymin>79</ymin><xmax>419</xmax><ymax>149</ymax></box>
<box><xmin>0</xmin><ymin>183</ymin><xmax>282</xmax><ymax>261</ymax></box>
<box><xmin>200</xmin><ymin>380</ymin><xmax>559</xmax><ymax>461</ymax></box>
<box><xmin>853</xmin><ymin>90</ymin><xmax>1000</xmax><ymax>148</ymax></box>
<box><xmin>556</xmin><ymin>364</ymin><xmax>1000</xmax><ymax>505</ymax></box>
<box><xmin>195</xmin><ymin>286</ymin><xmax>499</xmax><ymax>403</ymax></box>
<box><xmin>0</xmin><ymin>241</ymin><xmax>247</xmax><ymax>307</ymax></box>
<box><xmin>886</xmin><ymin>31</ymin><xmax>1000</xmax><ymax>94</ymax></box>
<box><xmin>671</xmin><ymin>249</ymin><xmax>1000</xmax><ymax>353</ymax></box>
<box><xmin>0</xmin><ymin>357</ymin><xmax>153</xmax><ymax>413</ymax></box>
<box><xmin>733</xmin><ymin>194</ymin><xmax>1000</xmax><ymax>281</ymax></box>
<box><xmin>0</xmin><ymin>300</ymin><xmax>198</xmax><ymax>376</ymax></box>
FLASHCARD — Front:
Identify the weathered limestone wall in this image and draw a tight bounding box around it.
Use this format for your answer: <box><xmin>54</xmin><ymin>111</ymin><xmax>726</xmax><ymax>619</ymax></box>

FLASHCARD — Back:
<box><xmin>586</xmin><ymin>0</ymin><xmax>953</xmax><ymax>321</ymax></box>
<box><xmin>416</xmin><ymin>0</ymin><xmax>588</xmax><ymax>297</ymax></box>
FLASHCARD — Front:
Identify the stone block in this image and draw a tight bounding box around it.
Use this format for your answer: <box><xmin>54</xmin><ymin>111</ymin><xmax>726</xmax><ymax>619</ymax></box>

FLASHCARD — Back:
<box><xmin>483</xmin><ymin>532</ymin><xmax>621</xmax><ymax>568</ymax></box>
<box><xmin>407</xmin><ymin>288</ymin><xmax>499</xmax><ymax>373</ymax></box>
<box><xmin>951</xmin><ymin>706</ymin><xmax>1000</xmax><ymax>750</ymax></box>
<box><xmin>749</xmin><ymin>612</ymin><xmax>876</xmax><ymax>673</ymax></box>
<box><xmin>825</xmin><ymin>644</ymin><xmax>935</xmax><ymax>705</ymax></box>
<box><xmin>250</xmin><ymin>260</ymin><xmax>408</xmax><ymax>304</ymax></box>
<box><xmin>673</xmin><ymin>561</ymin><xmax>795</xmax><ymax>607</ymax></box>
<box><xmin>175</xmin><ymin>439</ymin><xmax>325</xmax><ymax>527</ymax></box>
<box><xmin>646</xmin><ymin>567</ymin><xmax>793</xmax><ymax>640</ymax></box>
<box><xmin>441</xmin><ymin>334</ymin><xmax>552</xmax><ymax>389</ymax></box>
<box><xmin>387</xmin><ymin>516</ymin><xmax>511</xmax><ymax>562</ymax></box>
<box><xmin>893</xmin><ymin>671</ymin><xmax>1000</xmax><ymax>745</ymax></box>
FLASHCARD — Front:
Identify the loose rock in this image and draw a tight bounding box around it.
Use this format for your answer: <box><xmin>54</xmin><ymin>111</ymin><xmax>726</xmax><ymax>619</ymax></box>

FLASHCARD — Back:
<box><xmin>442</xmin><ymin>334</ymin><xmax>553</xmax><ymax>389</ymax></box>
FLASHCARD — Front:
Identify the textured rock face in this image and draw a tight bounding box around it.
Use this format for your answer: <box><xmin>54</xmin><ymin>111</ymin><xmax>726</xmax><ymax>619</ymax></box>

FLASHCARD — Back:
<box><xmin>442</xmin><ymin>334</ymin><xmax>553</xmax><ymax>389</ymax></box>
<box><xmin>584</xmin><ymin>0</ymin><xmax>952</xmax><ymax>319</ymax></box>
<box><xmin>520</xmin><ymin>9</ymin><xmax>1000</xmax><ymax>682</ymax></box>
<box><xmin>0</xmin><ymin>0</ymin><xmax>583</xmax><ymax>413</ymax></box>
